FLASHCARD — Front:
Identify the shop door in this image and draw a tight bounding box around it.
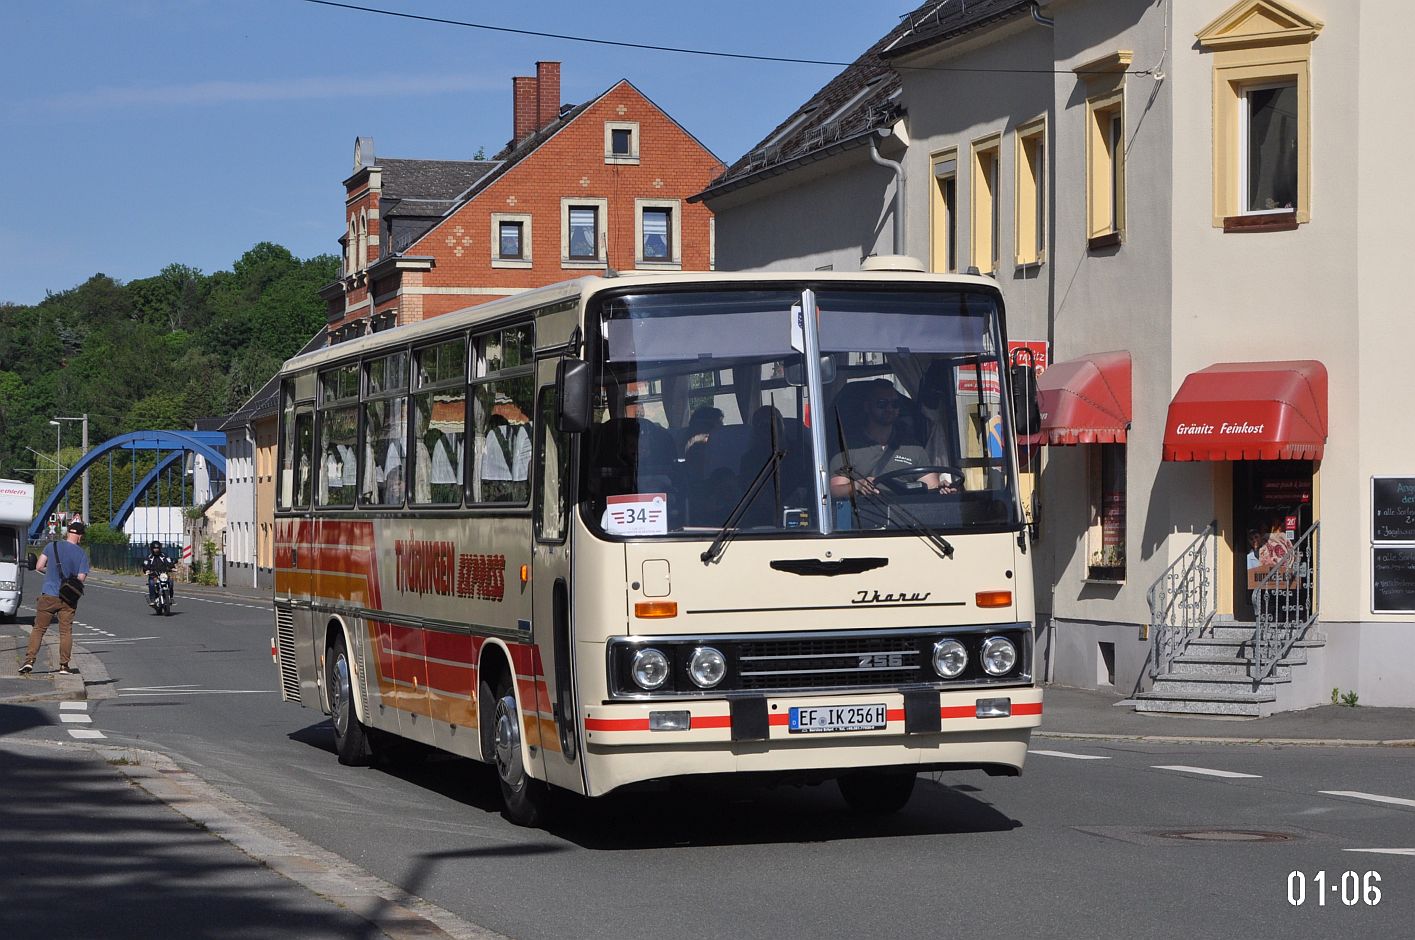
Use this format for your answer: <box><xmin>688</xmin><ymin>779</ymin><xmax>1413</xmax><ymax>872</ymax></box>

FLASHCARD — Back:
<box><xmin>1232</xmin><ymin>461</ymin><xmax>1313</xmax><ymax>621</ymax></box>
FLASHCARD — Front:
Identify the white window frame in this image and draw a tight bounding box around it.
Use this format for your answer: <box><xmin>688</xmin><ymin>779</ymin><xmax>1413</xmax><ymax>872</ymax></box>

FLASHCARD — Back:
<box><xmin>605</xmin><ymin>122</ymin><xmax>640</xmax><ymax>165</ymax></box>
<box><xmin>1237</xmin><ymin>79</ymin><xmax>1299</xmax><ymax>217</ymax></box>
<box><xmin>634</xmin><ymin>198</ymin><xmax>682</xmax><ymax>269</ymax></box>
<box><xmin>561</xmin><ymin>197</ymin><xmax>608</xmax><ymax>269</ymax></box>
<box><xmin>490</xmin><ymin>212</ymin><xmax>533</xmax><ymax>269</ymax></box>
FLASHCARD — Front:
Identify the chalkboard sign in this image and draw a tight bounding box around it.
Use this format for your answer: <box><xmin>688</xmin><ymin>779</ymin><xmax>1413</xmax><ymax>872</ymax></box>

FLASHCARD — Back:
<box><xmin>1372</xmin><ymin>476</ymin><xmax>1415</xmax><ymax>542</ymax></box>
<box><xmin>1372</xmin><ymin>546</ymin><xmax>1415</xmax><ymax>613</ymax></box>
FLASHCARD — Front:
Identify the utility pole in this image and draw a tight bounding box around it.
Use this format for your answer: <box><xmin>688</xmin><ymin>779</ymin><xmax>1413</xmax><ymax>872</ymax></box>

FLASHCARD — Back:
<box><xmin>52</xmin><ymin>414</ymin><xmax>89</xmax><ymax>523</ymax></box>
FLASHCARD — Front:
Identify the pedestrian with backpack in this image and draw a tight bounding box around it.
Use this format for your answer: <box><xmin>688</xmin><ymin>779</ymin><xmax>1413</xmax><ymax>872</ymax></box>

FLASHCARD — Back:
<box><xmin>19</xmin><ymin>520</ymin><xmax>90</xmax><ymax>676</ymax></box>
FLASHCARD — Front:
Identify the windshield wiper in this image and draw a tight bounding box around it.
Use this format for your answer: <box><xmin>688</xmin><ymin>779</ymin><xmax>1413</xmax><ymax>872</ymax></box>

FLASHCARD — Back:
<box><xmin>834</xmin><ymin>466</ymin><xmax>955</xmax><ymax>560</ymax></box>
<box><xmin>700</xmin><ymin>445</ymin><xmax>785</xmax><ymax>565</ymax></box>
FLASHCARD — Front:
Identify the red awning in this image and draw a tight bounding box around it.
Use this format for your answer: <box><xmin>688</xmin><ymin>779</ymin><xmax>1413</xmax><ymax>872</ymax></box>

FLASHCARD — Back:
<box><xmin>1163</xmin><ymin>360</ymin><xmax>1327</xmax><ymax>461</ymax></box>
<box><xmin>1036</xmin><ymin>351</ymin><xmax>1131</xmax><ymax>444</ymax></box>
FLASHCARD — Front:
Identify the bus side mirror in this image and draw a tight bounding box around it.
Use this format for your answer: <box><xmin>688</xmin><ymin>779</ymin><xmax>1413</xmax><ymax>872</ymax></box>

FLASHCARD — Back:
<box><xmin>26</xmin><ymin>552</ymin><xmax>37</xmax><ymax>571</ymax></box>
<box><xmin>556</xmin><ymin>358</ymin><xmax>591</xmax><ymax>433</ymax></box>
<box><xmin>1009</xmin><ymin>363</ymin><xmax>1041</xmax><ymax>435</ymax></box>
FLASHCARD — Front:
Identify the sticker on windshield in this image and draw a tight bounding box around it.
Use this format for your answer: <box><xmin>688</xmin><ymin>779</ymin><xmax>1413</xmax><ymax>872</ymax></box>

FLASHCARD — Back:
<box><xmin>603</xmin><ymin>493</ymin><xmax>668</xmax><ymax>536</ymax></box>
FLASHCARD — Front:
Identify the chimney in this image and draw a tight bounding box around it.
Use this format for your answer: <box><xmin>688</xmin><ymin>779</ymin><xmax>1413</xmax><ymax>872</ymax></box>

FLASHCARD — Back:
<box><xmin>536</xmin><ymin>61</ymin><xmax>561</xmax><ymax>129</ymax></box>
<box><xmin>513</xmin><ymin>75</ymin><xmax>538</xmax><ymax>144</ymax></box>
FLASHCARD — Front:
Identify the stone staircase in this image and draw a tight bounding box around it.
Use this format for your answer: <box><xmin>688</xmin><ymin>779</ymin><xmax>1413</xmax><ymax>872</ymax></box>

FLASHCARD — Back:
<box><xmin>1135</xmin><ymin>618</ymin><xmax>1328</xmax><ymax>717</ymax></box>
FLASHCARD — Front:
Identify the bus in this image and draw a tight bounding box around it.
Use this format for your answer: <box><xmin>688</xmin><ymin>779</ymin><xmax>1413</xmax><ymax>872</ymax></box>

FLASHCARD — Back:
<box><xmin>273</xmin><ymin>267</ymin><xmax>1042</xmax><ymax>826</ymax></box>
<box><xmin>0</xmin><ymin>479</ymin><xmax>34</xmax><ymax>621</ymax></box>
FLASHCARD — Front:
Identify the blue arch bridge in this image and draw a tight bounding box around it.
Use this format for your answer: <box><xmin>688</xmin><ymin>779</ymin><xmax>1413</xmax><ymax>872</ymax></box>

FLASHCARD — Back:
<box><xmin>29</xmin><ymin>430</ymin><xmax>227</xmax><ymax>542</ymax></box>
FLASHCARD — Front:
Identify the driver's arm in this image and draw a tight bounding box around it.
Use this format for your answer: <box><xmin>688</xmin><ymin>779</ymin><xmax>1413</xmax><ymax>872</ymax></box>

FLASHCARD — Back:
<box><xmin>830</xmin><ymin>472</ymin><xmax>876</xmax><ymax>498</ymax></box>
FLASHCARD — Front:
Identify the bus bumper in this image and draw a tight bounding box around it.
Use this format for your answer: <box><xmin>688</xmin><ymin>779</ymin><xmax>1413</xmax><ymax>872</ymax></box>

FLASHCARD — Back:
<box><xmin>579</xmin><ymin>686</ymin><xmax>1042</xmax><ymax>797</ymax></box>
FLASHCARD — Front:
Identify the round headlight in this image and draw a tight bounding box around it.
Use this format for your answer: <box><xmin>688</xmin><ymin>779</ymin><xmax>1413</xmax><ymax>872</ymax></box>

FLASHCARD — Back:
<box><xmin>687</xmin><ymin>646</ymin><xmax>727</xmax><ymax>688</ymax></box>
<box><xmin>980</xmin><ymin>636</ymin><xmax>1018</xmax><ymax>676</ymax></box>
<box><xmin>631</xmin><ymin>648</ymin><xmax>670</xmax><ymax>690</ymax></box>
<box><xmin>932</xmin><ymin>638</ymin><xmax>967</xmax><ymax>678</ymax></box>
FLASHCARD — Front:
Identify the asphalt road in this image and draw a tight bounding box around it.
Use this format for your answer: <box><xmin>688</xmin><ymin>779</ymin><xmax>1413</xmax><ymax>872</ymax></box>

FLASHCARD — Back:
<box><xmin>17</xmin><ymin>578</ymin><xmax>1415</xmax><ymax>940</ymax></box>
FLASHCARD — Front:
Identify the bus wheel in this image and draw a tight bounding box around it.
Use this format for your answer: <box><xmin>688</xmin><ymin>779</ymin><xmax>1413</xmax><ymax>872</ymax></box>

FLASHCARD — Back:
<box><xmin>484</xmin><ymin>673</ymin><xmax>554</xmax><ymax>827</ymax></box>
<box><xmin>837</xmin><ymin>770</ymin><xmax>916</xmax><ymax>814</ymax></box>
<box><xmin>326</xmin><ymin>634</ymin><xmax>371</xmax><ymax>766</ymax></box>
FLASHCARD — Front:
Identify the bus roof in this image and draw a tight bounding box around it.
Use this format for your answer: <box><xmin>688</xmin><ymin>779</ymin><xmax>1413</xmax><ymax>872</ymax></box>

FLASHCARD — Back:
<box><xmin>282</xmin><ymin>268</ymin><xmax>1000</xmax><ymax>375</ymax></box>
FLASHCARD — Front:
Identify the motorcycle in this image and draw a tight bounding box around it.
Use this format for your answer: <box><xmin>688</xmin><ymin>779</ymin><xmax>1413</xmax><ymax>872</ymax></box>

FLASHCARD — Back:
<box><xmin>151</xmin><ymin>571</ymin><xmax>175</xmax><ymax>616</ymax></box>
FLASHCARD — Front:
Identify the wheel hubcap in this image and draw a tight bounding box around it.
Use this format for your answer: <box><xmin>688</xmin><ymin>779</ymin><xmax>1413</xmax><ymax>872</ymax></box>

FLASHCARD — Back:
<box><xmin>330</xmin><ymin>653</ymin><xmax>350</xmax><ymax>735</ymax></box>
<box><xmin>493</xmin><ymin>694</ymin><xmax>524</xmax><ymax>792</ymax></box>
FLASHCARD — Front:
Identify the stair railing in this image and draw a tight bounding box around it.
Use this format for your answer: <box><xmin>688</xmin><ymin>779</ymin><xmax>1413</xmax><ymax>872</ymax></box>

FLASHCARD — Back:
<box><xmin>1250</xmin><ymin>522</ymin><xmax>1320</xmax><ymax>682</ymax></box>
<box><xmin>1148</xmin><ymin>521</ymin><xmax>1218</xmax><ymax>678</ymax></box>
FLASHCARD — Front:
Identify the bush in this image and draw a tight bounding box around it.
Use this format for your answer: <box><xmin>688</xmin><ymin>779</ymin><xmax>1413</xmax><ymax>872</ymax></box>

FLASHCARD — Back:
<box><xmin>83</xmin><ymin>522</ymin><xmax>129</xmax><ymax>545</ymax></box>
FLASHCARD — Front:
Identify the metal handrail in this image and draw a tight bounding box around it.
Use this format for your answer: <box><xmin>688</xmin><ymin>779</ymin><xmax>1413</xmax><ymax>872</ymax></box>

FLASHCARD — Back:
<box><xmin>1251</xmin><ymin>522</ymin><xmax>1320</xmax><ymax>682</ymax></box>
<box><xmin>1148</xmin><ymin>521</ymin><xmax>1218</xmax><ymax>678</ymax></box>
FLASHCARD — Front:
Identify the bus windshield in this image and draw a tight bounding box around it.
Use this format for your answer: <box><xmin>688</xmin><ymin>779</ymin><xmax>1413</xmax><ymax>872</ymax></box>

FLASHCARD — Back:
<box><xmin>583</xmin><ymin>286</ymin><xmax>1021</xmax><ymax>540</ymax></box>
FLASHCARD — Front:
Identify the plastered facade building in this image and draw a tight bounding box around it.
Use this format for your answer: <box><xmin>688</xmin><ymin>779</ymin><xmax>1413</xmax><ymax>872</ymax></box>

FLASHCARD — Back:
<box><xmin>699</xmin><ymin>0</ymin><xmax>1412</xmax><ymax>711</ymax></box>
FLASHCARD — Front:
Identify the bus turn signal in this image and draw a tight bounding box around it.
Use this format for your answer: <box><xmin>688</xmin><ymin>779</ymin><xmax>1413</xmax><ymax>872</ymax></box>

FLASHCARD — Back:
<box><xmin>975</xmin><ymin>590</ymin><xmax>1012</xmax><ymax>608</ymax></box>
<box><xmin>634</xmin><ymin>601</ymin><xmax>678</xmax><ymax>619</ymax></box>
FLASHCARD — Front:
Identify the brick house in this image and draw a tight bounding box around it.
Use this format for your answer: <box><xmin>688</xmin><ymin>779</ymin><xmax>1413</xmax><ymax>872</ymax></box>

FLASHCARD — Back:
<box><xmin>322</xmin><ymin>62</ymin><xmax>724</xmax><ymax>342</ymax></box>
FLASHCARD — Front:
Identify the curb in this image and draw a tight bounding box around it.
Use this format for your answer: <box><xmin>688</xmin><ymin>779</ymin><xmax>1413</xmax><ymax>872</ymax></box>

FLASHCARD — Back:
<box><xmin>27</xmin><ymin>737</ymin><xmax>508</xmax><ymax>940</ymax></box>
<box><xmin>1038</xmin><ymin>730</ymin><xmax>1415</xmax><ymax>748</ymax></box>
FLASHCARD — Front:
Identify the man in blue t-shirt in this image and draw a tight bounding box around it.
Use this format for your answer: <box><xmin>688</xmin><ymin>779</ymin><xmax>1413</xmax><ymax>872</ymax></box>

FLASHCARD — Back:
<box><xmin>19</xmin><ymin>521</ymin><xmax>91</xmax><ymax>676</ymax></box>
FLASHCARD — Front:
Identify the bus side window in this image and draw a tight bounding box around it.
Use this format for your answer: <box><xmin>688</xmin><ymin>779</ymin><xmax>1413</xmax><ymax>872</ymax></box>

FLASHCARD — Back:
<box><xmin>293</xmin><ymin>409</ymin><xmax>314</xmax><ymax>509</ymax></box>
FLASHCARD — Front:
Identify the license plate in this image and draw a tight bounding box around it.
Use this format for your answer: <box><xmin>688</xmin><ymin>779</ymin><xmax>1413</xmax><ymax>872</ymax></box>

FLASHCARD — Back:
<box><xmin>788</xmin><ymin>703</ymin><xmax>887</xmax><ymax>734</ymax></box>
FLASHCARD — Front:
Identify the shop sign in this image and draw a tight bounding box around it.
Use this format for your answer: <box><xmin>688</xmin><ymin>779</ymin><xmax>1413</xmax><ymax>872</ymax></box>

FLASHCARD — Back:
<box><xmin>1372</xmin><ymin>546</ymin><xmax>1415</xmax><ymax>613</ymax></box>
<box><xmin>956</xmin><ymin>341</ymin><xmax>1049</xmax><ymax>401</ymax></box>
<box><xmin>1371</xmin><ymin>476</ymin><xmax>1415</xmax><ymax>543</ymax></box>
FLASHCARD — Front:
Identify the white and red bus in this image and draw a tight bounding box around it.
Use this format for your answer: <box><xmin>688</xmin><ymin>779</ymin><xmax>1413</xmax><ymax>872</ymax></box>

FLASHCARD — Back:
<box><xmin>273</xmin><ymin>268</ymin><xmax>1042</xmax><ymax>825</ymax></box>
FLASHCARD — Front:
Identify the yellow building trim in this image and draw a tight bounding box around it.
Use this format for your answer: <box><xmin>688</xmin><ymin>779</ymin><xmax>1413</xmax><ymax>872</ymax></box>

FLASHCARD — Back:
<box><xmin>929</xmin><ymin>148</ymin><xmax>959</xmax><ymax>273</ymax></box>
<box><xmin>970</xmin><ymin>134</ymin><xmax>1001</xmax><ymax>275</ymax></box>
<box><xmin>1014</xmin><ymin>117</ymin><xmax>1047</xmax><ymax>267</ymax></box>
<box><xmin>1199</xmin><ymin>0</ymin><xmax>1321</xmax><ymax>226</ymax></box>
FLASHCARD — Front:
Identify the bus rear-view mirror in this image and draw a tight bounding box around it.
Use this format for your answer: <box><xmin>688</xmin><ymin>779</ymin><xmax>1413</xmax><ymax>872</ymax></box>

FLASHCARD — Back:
<box><xmin>556</xmin><ymin>358</ymin><xmax>591</xmax><ymax>433</ymax></box>
<box><xmin>1009</xmin><ymin>363</ymin><xmax>1041</xmax><ymax>435</ymax></box>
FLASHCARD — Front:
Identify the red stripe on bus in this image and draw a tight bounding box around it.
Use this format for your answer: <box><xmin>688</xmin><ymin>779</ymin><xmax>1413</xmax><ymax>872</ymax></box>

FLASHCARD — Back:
<box><xmin>1012</xmin><ymin>701</ymin><xmax>1043</xmax><ymax>716</ymax></box>
<box><xmin>585</xmin><ymin>717</ymin><xmax>651</xmax><ymax>732</ymax></box>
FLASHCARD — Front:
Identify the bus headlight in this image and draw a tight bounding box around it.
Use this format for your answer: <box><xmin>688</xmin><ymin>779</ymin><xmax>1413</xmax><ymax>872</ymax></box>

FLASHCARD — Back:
<box><xmin>932</xmin><ymin>638</ymin><xmax>967</xmax><ymax>678</ymax></box>
<box><xmin>631</xmin><ymin>649</ymin><xmax>670</xmax><ymax>690</ymax></box>
<box><xmin>687</xmin><ymin>647</ymin><xmax>726</xmax><ymax>688</ymax></box>
<box><xmin>980</xmin><ymin>636</ymin><xmax>1018</xmax><ymax>676</ymax></box>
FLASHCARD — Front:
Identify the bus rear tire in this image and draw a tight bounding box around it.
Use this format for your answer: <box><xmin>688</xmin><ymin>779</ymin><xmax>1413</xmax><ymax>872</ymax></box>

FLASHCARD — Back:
<box><xmin>326</xmin><ymin>634</ymin><xmax>372</xmax><ymax>766</ymax></box>
<box><xmin>483</xmin><ymin>672</ymin><xmax>555</xmax><ymax>827</ymax></box>
<box><xmin>837</xmin><ymin>770</ymin><xmax>916</xmax><ymax>814</ymax></box>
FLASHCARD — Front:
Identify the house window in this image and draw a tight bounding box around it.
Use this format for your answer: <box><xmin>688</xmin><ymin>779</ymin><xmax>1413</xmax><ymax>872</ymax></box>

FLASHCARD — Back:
<box><xmin>604</xmin><ymin>122</ymin><xmax>640</xmax><ymax>165</ymax></box>
<box><xmin>971</xmin><ymin>137</ymin><xmax>1000</xmax><ymax>274</ymax></box>
<box><xmin>1075</xmin><ymin>51</ymin><xmax>1131</xmax><ymax>248</ymax></box>
<box><xmin>568</xmin><ymin>206</ymin><xmax>598</xmax><ymax>260</ymax></box>
<box><xmin>642</xmin><ymin>208</ymin><xmax>670</xmax><ymax>260</ymax></box>
<box><xmin>634</xmin><ymin>200</ymin><xmax>681</xmax><ymax>267</ymax></box>
<box><xmin>1087</xmin><ymin>96</ymin><xmax>1124</xmax><ymax>244</ymax></box>
<box><xmin>490</xmin><ymin>213</ymin><xmax>532</xmax><ymax>268</ymax></box>
<box><xmin>1241</xmin><ymin>82</ymin><xmax>1298</xmax><ymax>214</ymax></box>
<box><xmin>1087</xmin><ymin>444</ymin><xmax>1127</xmax><ymax>580</ymax></box>
<box><xmin>1197</xmin><ymin>1</ymin><xmax>1319</xmax><ymax>228</ymax></box>
<box><xmin>499</xmin><ymin>221</ymin><xmax>523</xmax><ymax>259</ymax></box>
<box><xmin>930</xmin><ymin>151</ymin><xmax>957</xmax><ymax>273</ymax></box>
<box><xmin>1015</xmin><ymin>121</ymin><xmax>1046</xmax><ymax>266</ymax></box>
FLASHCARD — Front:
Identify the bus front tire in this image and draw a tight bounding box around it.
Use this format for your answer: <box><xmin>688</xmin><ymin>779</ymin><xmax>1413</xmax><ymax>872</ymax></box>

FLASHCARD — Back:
<box><xmin>483</xmin><ymin>672</ymin><xmax>555</xmax><ymax>827</ymax></box>
<box><xmin>837</xmin><ymin>770</ymin><xmax>916</xmax><ymax>814</ymax></box>
<box><xmin>326</xmin><ymin>634</ymin><xmax>372</xmax><ymax>766</ymax></box>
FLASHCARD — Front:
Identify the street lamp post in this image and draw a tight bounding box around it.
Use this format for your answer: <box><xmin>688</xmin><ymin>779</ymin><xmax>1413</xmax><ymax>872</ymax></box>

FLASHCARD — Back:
<box><xmin>52</xmin><ymin>415</ymin><xmax>89</xmax><ymax>524</ymax></box>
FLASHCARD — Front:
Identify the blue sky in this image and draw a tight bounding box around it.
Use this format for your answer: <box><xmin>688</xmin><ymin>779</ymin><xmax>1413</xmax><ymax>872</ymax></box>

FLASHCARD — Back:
<box><xmin>2</xmin><ymin>0</ymin><xmax>905</xmax><ymax>305</ymax></box>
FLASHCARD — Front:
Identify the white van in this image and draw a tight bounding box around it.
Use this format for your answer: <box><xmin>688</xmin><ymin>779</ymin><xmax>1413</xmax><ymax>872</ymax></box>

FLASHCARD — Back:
<box><xmin>0</xmin><ymin>479</ymin><xmax>34</xmax><ymax>621</ymax></box>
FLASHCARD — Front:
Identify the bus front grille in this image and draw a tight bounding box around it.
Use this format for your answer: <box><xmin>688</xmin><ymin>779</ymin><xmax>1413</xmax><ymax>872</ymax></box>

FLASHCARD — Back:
<box><xmin>275</xmin><ymin>606</ymin><xmax>301</xmax><ymax>704</ymax></box>
<box><xmin>736</xmin><ymin>634</ymin><xmax>924</xmax><ymax>691</ymax></box>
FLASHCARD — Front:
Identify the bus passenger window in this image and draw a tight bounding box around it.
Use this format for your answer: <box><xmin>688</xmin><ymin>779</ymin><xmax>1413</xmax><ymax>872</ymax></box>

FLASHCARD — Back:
<box><xmin>412</xmin><ymin>338</ymin><xmax>467</xmax><ymax>505</ymax></box>
<box><xmin>472</xmin><ymin>327</ymin><xmax>535</xmax><ymax>505</ymax></box>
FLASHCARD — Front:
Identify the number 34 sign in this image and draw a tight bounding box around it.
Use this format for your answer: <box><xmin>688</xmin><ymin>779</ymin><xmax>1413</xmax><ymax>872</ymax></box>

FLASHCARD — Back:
<box><xmin>603</xmin><ymin>493</ymin><xmax>668</xmax><ymax>536</ymax></box>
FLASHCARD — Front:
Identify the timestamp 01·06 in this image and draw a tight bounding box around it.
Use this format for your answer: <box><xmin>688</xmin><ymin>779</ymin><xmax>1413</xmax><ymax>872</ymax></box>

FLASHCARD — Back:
<box><xmin>1287</xmin><ymin>870</ymin><xmax>1382</xmax><ymax>906</ymax></box>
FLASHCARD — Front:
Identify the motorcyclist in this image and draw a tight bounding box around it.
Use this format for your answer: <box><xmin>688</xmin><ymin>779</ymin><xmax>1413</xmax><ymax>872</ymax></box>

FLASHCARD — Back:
<box><xmin>142</xmin><ymin>541</ymin><xmax>175</xmax><ymax>605</ymax></box>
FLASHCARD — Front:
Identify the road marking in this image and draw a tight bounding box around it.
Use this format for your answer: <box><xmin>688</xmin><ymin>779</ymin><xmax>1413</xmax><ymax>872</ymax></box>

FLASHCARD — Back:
<box><xmin>1152</xmin><ymin>765</ymin><xmax>1261</xmax><ymax>779</ymax></box>
<box><xmin>1321</xmin><ymin>790</ymin><xmax>1415</xmax><ymax>809</ymax></box>
<box><xmin>59</xmin><ymin>713</ymin><xmax>92</xmax><ymax>724</ymax></box>
<box><xmin>59</xmin><ymin>702</ymin><xmax>87</xmax><ymax>711</ymax></box>
<box><xmin>118</xmin><ymin>689</ymin><xmax>274</xmax><ymax>697</ymax></box>
<box><xmin>67</xmin><ymin>728</ymin><xmax>105</xmax><ymax>739</ymax></box>
<box><xmin>1346</xmin><ymin>848</ymin><xmax>1415</xmax><ymax>856</ymax></box>
<box><xmin>1030</xmin><ymin>749</ymin><xmax>1111</xmax><ymax>760</ymax></box>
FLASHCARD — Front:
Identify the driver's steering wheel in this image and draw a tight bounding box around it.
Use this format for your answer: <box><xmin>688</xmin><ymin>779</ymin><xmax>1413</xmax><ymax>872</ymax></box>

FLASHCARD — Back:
<box><xmin>872</xmin><ymin>464</ymin><xmax>965</xmax><ymax>494</ymax></box>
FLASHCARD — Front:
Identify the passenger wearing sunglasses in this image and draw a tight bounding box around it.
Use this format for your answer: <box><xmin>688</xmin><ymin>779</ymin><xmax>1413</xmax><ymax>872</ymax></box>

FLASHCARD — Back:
<box><xmin>829</xmin><ymin>379</ymin><xmax>960</xmax><ymax>498</ymax></box>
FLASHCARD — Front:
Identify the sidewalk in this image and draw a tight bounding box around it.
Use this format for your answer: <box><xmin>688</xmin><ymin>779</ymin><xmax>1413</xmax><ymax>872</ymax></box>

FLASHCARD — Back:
<box><xmin>1039</xmin><ymin>684</ymin><xmax>1415</xmax><ymax>746</ymax></box>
